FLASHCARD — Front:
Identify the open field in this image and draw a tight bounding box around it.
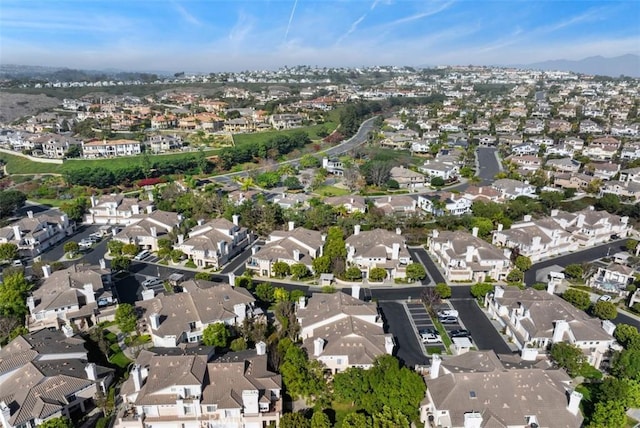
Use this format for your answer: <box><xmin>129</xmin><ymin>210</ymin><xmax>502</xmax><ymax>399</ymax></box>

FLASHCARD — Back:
<box><xmin>233</xmin><ymin>121</ymin><xmax>338</xmax><ymax>145</ymax></box>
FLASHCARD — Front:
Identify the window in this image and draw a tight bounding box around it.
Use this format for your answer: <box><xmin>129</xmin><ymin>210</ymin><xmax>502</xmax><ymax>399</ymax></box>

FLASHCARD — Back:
<box><xmin>184</xmin><ymin>406</ymin><xmax>193</xmax><ymax>415</ymax></box>
<box><xmin>206</xmin><ymin>405</ymin><xmax>217</xmax><ymax>413</ymax></box>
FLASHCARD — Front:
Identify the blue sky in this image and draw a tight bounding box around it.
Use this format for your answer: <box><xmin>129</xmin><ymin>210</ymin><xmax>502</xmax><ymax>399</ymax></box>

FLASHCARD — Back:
<box><xmin>1</xmin><ymin>0</ymin><xmax>638</xmax><ymax>72</ymax></box>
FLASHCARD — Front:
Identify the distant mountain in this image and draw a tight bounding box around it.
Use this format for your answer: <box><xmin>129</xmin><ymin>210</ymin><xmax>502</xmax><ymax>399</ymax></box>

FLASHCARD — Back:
<box><xmin>0</xmin><ymin>64</ymin><xmax>172</xmax><ymax>81</ymax></box>
<box><xmin>526</xmin><ymin>54</ymin><xmax>640</xmax><ymax>77</ymax></box>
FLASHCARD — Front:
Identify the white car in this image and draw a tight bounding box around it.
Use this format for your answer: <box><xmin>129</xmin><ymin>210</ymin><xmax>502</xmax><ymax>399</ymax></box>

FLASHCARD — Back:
<box><xmin>437</xmin><ymin>309</ymin><xmax>459</xmax><ymax>318</ymax></box>
<box><xmin>11</xmin><ymin>260</ymin><xmax>23</xmax><ymax>267</ymax></box>
<box><xmin>598</xmin><ymin>295</ymin><xmax>612</xmax><ymax>302</ymax></box>
<box><xmin>421</xmin><ymin>333</ymin><xmax>442</xmax><ymax>344</ymax></box>
<box><xmin>142</xmin><ymin>278</ymin><xmax>164</xmax><ymax>288</ymax></box>
<box><xmin>134</xmin><ymin>250</ymin><xmax>151</xmax><ymax>260</ymax></box>
<box><xmin>79</xmin><ymin>239</ymin><xmax>93</xmax><ymax>249</ymax></box>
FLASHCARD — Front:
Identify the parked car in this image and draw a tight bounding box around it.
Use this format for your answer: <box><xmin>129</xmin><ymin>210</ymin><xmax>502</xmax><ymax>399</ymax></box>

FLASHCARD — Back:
<box><xmin>450</xmin><ymin>329</ymin><xmax>471</xmax><ymax>338</ymax></box>
<box><xmin>598</xmin><ymin>295</ymin><xmax>612</xmax><ymax>302</ymax></box>
<box><xmin>439</xmin><ymin>316</ymin><xmax>458</xmax><ymax>324</ymax></box>
<box><xmin>79</xmin><ymin>239</ymin><xmax>93</xmax><ymax>249</ymax></box>
<box><xmin>421</xmin><ymin>333</ymin><xmax>442</xmax><ymax>344</ymax></box>
<box><xmin>419</xmin><ymin>328</ymin><xmax>439</xmax><ymax>337</ymax></box>
<box><xmin>142</xmin><ymin>277</ymin><xmax>164</xmax><ymax>288</ymax></box>
<box><xmin>134</xmin><ymin>250</ymin><xmax>151</xmax><ymax>260</ymax></box>
<box><xmin>11</xmin><ymin>260</ymin><xmax>23</xmax><ymax>267</ymax></box>
<box><xmin>437</xmin><ymin>309</ymin><xmax>459</xmax><ymax>318</ymax></box>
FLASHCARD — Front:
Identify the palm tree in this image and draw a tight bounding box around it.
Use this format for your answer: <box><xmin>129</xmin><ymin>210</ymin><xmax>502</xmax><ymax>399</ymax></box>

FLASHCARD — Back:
<box><xmin>238</xmin><ymin>177</ymin><xmax>255</xmax><ymax>191</ymax></box>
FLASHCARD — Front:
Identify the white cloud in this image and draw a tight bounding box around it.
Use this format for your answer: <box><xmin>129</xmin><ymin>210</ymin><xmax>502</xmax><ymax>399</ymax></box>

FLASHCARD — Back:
<box><xmin>173</xmin><ymin>2</ymin><xmax>202</xmax><ymax>26</ymax></box>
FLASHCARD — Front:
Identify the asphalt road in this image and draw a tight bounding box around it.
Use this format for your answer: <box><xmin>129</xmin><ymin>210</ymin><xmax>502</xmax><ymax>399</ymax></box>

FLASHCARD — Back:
<box><xmin>450</xmin><ymin>298</ymin><xmax>513</xmax><ymax>354</ymax></box>
<box><xmin>476</xmin><ymin>147</ymin><xmax>501</xmax><ymax>185</ymax></box>
<box><xmin>408</xmin><ymin>247</ymin><xmax>447</xmax><ymax>285</ymax></box>
<box><xmin>378</xmin><ymin>301</ymin><xmax>430</xmax><ymax>367</ymax></box>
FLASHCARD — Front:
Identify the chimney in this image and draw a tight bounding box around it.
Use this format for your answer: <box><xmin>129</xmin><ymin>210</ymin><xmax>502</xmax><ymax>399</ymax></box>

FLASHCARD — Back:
<box><xmin>132</xmin><ymin>204</ymin><xmax>140</xmax><ymax>215</ymax></box>
<box><xmin>141</xmin><ymin>289</ymin><xmax>155</xmax><ymax>301</ymax></box>
<box><xmin>251</xmin><ymin>246</ymin><xmax>257</xmax><ymax>255</ymax></box>
<box><xmin>384</xmin><ymin>335</ymin><xmax>394</xmax><ymax>354</ymax></box>
<box><xmin>602</xmin><ymin>320</ymin><xmax>616</xmax><ymax>336</ymax></box>
<box><xmin>313</xmin><ymin>338</ymin><xmax>325</xmax><ymax>356</ymax></box>
<box><xmin>90</xmin><ymin>195</ymin><xmax>97</xmax><ymax>207</ymax></box>
<box><xmin>42</xmin><ymin>264</ymin><xmax>51</xmax><ymax>278</ymax></box>
<box><xmin>430</xmin><ymin>354</ymin><xmax>441</xmax><ymax>379</ymax></box>
<box><xmin>288</xmin><ymin>221</ymin><xmax>295</xmax><ymax>231</ymax></box>
<box><xmin>0</xmin><ymin>401</ymin><xmax>11</xmax><ymax>427</ymax></box>
<box><xmin>85</xmin><ymin>363</ymin><xmax>97</xmax><ymax>381</ymax></box>
<box><xmin>234</xmin><ymin>304</ymin><xmax>247</xmax><ymax>323</ymax></box>
<box><xmin>497</xmin><ymin>223</ymin><xmax>503</xmax><ymax>232</ymax></box>
<box><xmin>396</xmin><ymin>227</ymin><xmax>402</xmax><ymax>235</ymax></box>
<box><xmin>523</xmin><ymin>214</ymin><xmax>532</xmax><ymax>222</ymax></box>
<box><xmin>432</xmin><ymin>229</ymin><xmax>439</xmax><ymax>238</ymax></box>
<box><xmin>551</xmin><ymin>209</ymin><xmax>559</xmax><ymax>217</ymax></box>
<box><xmin>392</xmin><ymin>243</ymin><xmax>400</xmax><ymax>260</ymax></box>
<box><xmin>61</xmin><ymin>324</ymin><xmax>74</xmax><ymax>338</ymax></box>
<box><xmin>503</xmin><ymin>249</ymin><xmax>511</xmax><ymax>259</ymax></box>
<box><xmin>27</xmin><ymin>296</ymin><xmax>35</xmax><ymax>312</ymax></box>
<box><xmin>99</xmin><ymin>258</ymin><xmax>106</xmax><ymax>270</ymax></box>
<box><xmin>463</xmin><ymin>413</ymin><xmax>483</xmax><ymax>428</ymax></box>
<box><xmin>552</xmin><ymin>320</ymin><xmax>570</xmax><ymax>343</ymax></box>
<box><xmin>350</xmin><ymin>198</ymin><xmax>354</xmax><ymax>204</ymax></box>
<box><xmin>351</xmin><ymin>284</ymin><xmax>361</xmax><ymax>299</ymax></box>
<box><xmin>546</xmin><ymin>279</ymin><xmax>557</xmax><ymax>295</ymax></box>
<box><xmin>146</xmin><ymin>205</ymin><xmax>153</xmax><ymax>214</ymax></box>
<box><xmin>27</xmin><ymin>211</ymin><xmax>33</xmax><ymax>219</ymax></box>
<box><xmin>131</xmin><ymin>365</ymin><xmax>143</xmax><ymax>392</ymax></box>
<box><xmin>472</xmin><ymin>227</ymin><xmax>479</xmax><ymax>237</ymax></box>
<box><xmin>83</xmin><ymin>283</ymin><xmax>96</xmax><ymax>303</ymax></box>
<box><xmin>12</xmin><ymin>225</ymin><xmax>21</xmax><ymax>240</ymax></box>
<box><xmin>493</xmin><ymin>285</ymin><xmax>504</xmax><ymax>299</ymax></box>
<box><xmin>298</xmin><ymin>295</ymin><xmax>306</xmax><ymax>309</ymax></box>
<box><xmin>576</xmin><ymin>214</ymin><xmax>585</xmax><ymax>228</ymax></box>
<box><xmin>147</xmin><ymin>191</ymin><xmax>154</xmax><ymax>202</ymax></box>
<box><xmin>256</xmin><ymin>341</ymin><xmax>267</xmax><ymax>356</ymax></box>
<box><xmin>321</xmin><ymin>233</ymin><xmax>327</xmax><ymax>242</ymax></box>
<box><xmin>465</xmin><ymin>246</ymin><xmax>474</xmax><ymax>262</ymax></box>
<box><xmin>232</xmin><ymin>214</ymin><xmax>239</xmax><ymax>226</ymax></box>
<box><xmin>177</xmin><ymin>234</ymin><xmax>184</xmax><ymax>245</ymax></box>
<box><xmin>149</xmin><ymin>313</ymin><xmax>160</xmax><ymax>330</ymax></box>
<box><xmin>567</xmin><ymin>390</ymin><xmax>583</xmax><ymax>416</ymax></box>
<box><xmin>112</xmin><ymin>227</ymin><xmax>118</xmax><ymax>237</ymax></box>
<box><xmin>242</xmin><ymin>390</ymin><xmax>259</xmax><ymax>414</ymax></box>
<box><xmin>354</xmin><ymin>225</ymin><xmax>361</xmax><ymax>236</ymax></box>
<box><xmin>217</xmin><ymin>240</ymin><xmax>226</xmax><ymax>255</ymax></box>
<box><xmin>197</xmin><ymin>219</ymin><xmax>204</xmax><ymax>226</ymax></box>
<box><xmin>387</xmin><ymin>196</ymin><xmax>392</xmax><ymax>202</ymax></box>
<box><xmin>228</xmin><ymin>273</ymin><xmax>236</xmax><ymax>286</ymax></box>
<box><xmin>293</xmin><ymin>249</ymin><xmax>301</xmax><ymax>261</ymax></box>
<box><xmin>150</xmin><ymin>227</ymin><xmax>157</xmax><ymax>238</ymax></box>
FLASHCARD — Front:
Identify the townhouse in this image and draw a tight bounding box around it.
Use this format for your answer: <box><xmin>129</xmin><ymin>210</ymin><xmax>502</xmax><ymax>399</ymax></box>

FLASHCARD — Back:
<box><xmin>427</xmin><ymin>229</ymin><xmax>511</xmax><ymax>282</ymax></box>
<box><xmin>0</xmin><ymin>211</ymin><xmax>74</xmax><ymax>258</ymax></box>
<box><xmin>246</xmin><ymin>223</ymin><xmax>323</xmax><ymax>277</ymax></box>
<box><xmin>600</xmin><ymin>180</ymin><xmax>640</xmax><ymax>203</ymax></box>
<box><xmin>81</xmin><ymin>139</ymin><xmax>142</xmax><ymax>158</ymax></box>
<box><xmin>26</xmin><ymin>262</ymin><xmax>115</xmax><ymax>332</ymax></box>
<box><xmin>620</xmin><ymin>166</ymin><xmax>640</xmax><ymax>183</ymax></box>
<box><xmin>372</xmin><ymin>195</ymin><xmax>419</xmax><ymax>215</ymax></box>
<box><xmin>421</xmin><ymin>351</ymin><xmax>583</xmax><ymax>428</ymax></box>
<box><xmin>579</xmin><ymin>119</ymin><xmax>603</xmax><ymax>134</ymax></box>
<box><xmin>0</xmin><ymin>330</ymin><xmax>114</xmax><ymax>428</ymax></box>
<box><xmin>296</xmin><ymin>292</ymin><xmax>394</xmax><ymax>373</ymax></box>
<box><xmin>621</xmin><ymin>141</ymin><xmax>640</xmax><ymax>161</ymax></box>
<box><xmin>485</xmin><ymin>286</ymin><xmax>616</xmax><ymax>368</ymax></box>
<box><xmin>345</xmin><ymin>226</ymin><xmax>411</xmax><ymax>280</ymax></box>
<box><xmin>85</xmin><ymin>194</ymin><xmax>154</xmax><ymax>225</ymax></box>
<box><xmin>112</xmin><ymin>210</ymin><xmax>182</xmax><ymax>251</ymax></box>
<box><xmin>590</xmin><ymin>162</ymin><xmax>621</xmax><ymax>181</ymax></box>
<box><xmin>175</xmin><ymin>216</ymin><xmax>251</xmax><ymax>269</ymax></box>
<box><xmin>553</xmin><ymin>172</ymin><xmax>593</xmax><ymax>190</ymax></box>
<box><xmin>511</xmin><ymin>142</ymin><xmax>539</xmax><ymax>156</ymax></box>
<box><xmin>116</xmin><ymin>346</ymin><xmax>281</xmax><ymax>428</ymax></box>
<box><xmin>462</xmin><ymin>185</ymin><xmax>503</xmax><ymax>203</ymax></box>
<box><xmin>588</xmin><ymin>262</ymin><xmax>636</xmax><ymax>295</ymax></box>
<box><xmin>547</xmin><ymin>207</ymin><xmax>631</xmax><ymax>246</ymax></box>
<box><xmin>323</xmin><ymin>195</ymin><xmax>367</xmax><ymax>214</ymax></box>
<box><xmin>136</xmin><ymin>280</ymin><xmax>255</xmax><ymax>347</ymax></box>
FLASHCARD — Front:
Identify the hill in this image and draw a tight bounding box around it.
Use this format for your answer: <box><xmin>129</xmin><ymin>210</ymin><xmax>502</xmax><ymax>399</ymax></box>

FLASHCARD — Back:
<box><xmin>526</xmin><ymin>54</ymin><xmax>640</xmax><ymax>77</ymax></box>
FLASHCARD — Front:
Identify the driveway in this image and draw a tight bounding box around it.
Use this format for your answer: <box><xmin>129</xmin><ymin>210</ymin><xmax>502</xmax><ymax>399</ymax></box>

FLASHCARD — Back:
<box><xmin>405</xmin><ymin>302</ymin><xmax>445</xmax><ymax>353</ymax></box>
<box><xmin>378</xmin><ymin>301</ymin><xmax>430</xmax><ymax>367</ymax></box>
<box><xmin>450</xmin><ymin>298</ymin><xmax>513</xmax><ymax>354</ymax></box>
<box><xmin>407</xmin><ymin>247</ymin><xmax>447</xmax><ymax>285</ymax></box>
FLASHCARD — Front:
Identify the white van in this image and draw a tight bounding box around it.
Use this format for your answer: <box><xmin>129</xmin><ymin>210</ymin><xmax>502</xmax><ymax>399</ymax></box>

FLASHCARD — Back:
<box><xmin>134</xmin><ymin>250</ymin><xmax>151</xmax><ymax>260</ymax></box>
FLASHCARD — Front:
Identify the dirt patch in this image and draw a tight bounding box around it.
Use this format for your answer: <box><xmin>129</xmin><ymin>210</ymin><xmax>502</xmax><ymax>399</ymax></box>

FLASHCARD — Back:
<box><xmin>0</xmin><ymin>92</ymin><xmax>61</xmax><ymax>124</ymax></box>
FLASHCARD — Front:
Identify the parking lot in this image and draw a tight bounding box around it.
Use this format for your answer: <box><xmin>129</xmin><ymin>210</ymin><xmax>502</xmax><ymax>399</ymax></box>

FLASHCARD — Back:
<box><xmin>404</xmin><ymin>301</ymin><xmax>472</xmax><ymax>354</ymax></box>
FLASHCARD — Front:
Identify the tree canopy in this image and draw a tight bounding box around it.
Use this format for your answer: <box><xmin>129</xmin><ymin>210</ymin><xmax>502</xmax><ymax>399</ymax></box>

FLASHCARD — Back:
<box><xmin>114</xmin><ymin>303</ymin><xmax>137</xmax><ymax>334</ymax></box>
<box><xmin>202</xmin><ymin>322</ymin><xmax>230</xmax><ymax>348</ymax></box>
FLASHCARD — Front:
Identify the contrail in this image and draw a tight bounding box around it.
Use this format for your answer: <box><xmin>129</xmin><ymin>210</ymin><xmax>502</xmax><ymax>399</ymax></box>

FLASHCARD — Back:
<box><xmin>284</xmin><ymin>0</ymin><xmax>298</xmax><ymax>41</ymax></box>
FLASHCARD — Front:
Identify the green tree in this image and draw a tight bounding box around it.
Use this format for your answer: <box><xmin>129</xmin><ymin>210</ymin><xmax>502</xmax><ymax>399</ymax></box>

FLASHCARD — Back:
<box><xmin>430</xmin><ymin>176</ymin><xmax>445</xmax><ymax>188</ymax></box>
<box><xmin>562</xmin><ymin>289</ymin><xmax>591</xmax><ymax>310</ymax></box>
<box><xmin>344</xmin><ymin>266</ymin><xmax>363</xmax><ymax>281</ymax></box>
<box><xmin>369</xmin><ymin>267</ymin><xmax>387</xmax><ymax>282</ymax></box>
<box><xmin>434</xmin><ymin>282</ymin><xmax>452</xmax><ymax>299</ymax></box>
<box><xmin>272</xmin><ymin>261</ymin><xmax>291</xmax><ymax>278</ymax></box>
<box><xmin>564</xmin><ymin>264</ymin><xmax>583</xmax><ymax>279</ymax></box>
<box><xmin>255</xmin><ymin>283</ymin><xmax>275</xmax><ymax>303</ymax></box>
<box><xmin>506</xmin><ymin>268</ymin><xmax>524</xmax><ymax>284</ymax></box>
<box><xmin>229</xmin><ymin>337</ymin><xmax>247</xmax><ymax>352</ymax></box>
<box><xmin>612</xmin><ymin>349</ymin><xmax>640</xmax><ymax>380</ymax></box>
<box><xmin>406</xmin><ymin>263</ymin><xmax>427</xmax><ymax>282</ymax></box>
<box><xmin>0</xmin><ymin>272</ymin><xmax>31</xmax><ymax>317</ymax></box>
<box><xmin>626</xmin><ymin>239</ymin><xmax>638</xmax><ymax>253</ymax></box>
<box><xmin>342</xmin><ymin>413</ymin><xmax>371</xmax><ymax>428</ymax></box>
<box><xmin>39</xmin><ymin>417</ymin><xmax>73</xmax><ymax>428</ymax></box>
<box><xmin>63</xmin><ymin>241</ymin><xmax>79</xmax><ymax>257</ymax></box>
<box><xmin>107</xmin><ymin>240</ymin><xmax>124</xmax><ymax>256</ymax></box>
<box><xmin>234</xmin><ymin>275</ymin><xmax>253</xmax><ymax>290</ymax></box>
<box><xmin>549</xmin><ymin>342</ymin><xmax>585</xmax><ymax>377</ymax></box>
<box><xmin>279</xmin><ymin>343</ymin><xmax>327</xmax><ymax>401</ymax></box>
<box><xmin>60</xmin><ymin>197</ymin><xmax>88</xmax><ymax>222</ymax></box>
<box><xmin>0</xmin><ymin>243</ymin><xmax>18</xmax><ymax>261</ymax></box>
<box><xmin>299</xmin><ymin>154</ymin><xmax>321</xmax><ymax>168</ymax></box>
<box><xmin>613</xmin><ymin>324</ymin><xmax>640</xmax><ymax>349</ymax></box>
<box><xmin>194</xmin><ymin>272</ymin><xmax>213</xmax><ymax>281</ymax></box>
<box><xmin>274</xmin><ymin>287</ymin><xmax>290</xmax><ymax>303</ymax></box>
<box><xmin>372</xmin><ymin>405</ymin><xmax>410</xmax><ymax>428</ymax></box>
<box><xmin>0</xmin><ymin>190</ymin><xmax>27</xmax><ymax>219</ymax></box>
<box><xmin>470</xmin><ymin>282</ymin><xmax>493</xmax><ymax>301</ymax></box>
<box><xmin>111</xmin><ymin>256</ymin><xmax>131</xmax><ymax>272</ymax></box>
<box><xmin>595</xmin><ymin>193</ymin><xmax>621</xmax><ymax>213</ymax></box>
<box><xmin>592</xmin><ymin>300</ymin><xmax>617</xmax><ymax>320</ymax></box>
<box><xmin>310</xmin><ymin>410</ymin><xmax>331</xmax><ymax>428</ymax></box>
<box><xmin>587</xmin><ymin>400</ymin><xmax>626</xmax><ymax>428</ymax></box>
<box><xmin>115</xmin><ymin>303</ymin><xmax>137</xmax><ymax>334</ymax></box>
<box><xmin>471</xmin><ymin>217</ymin><xmax>494</xmax><ymax>239</ymax></box>
<box><xmin>598</xmin><ymin>377</ymin><xmax>640</xmax><ymax>409</ymax></box>
<box><xmin>290</xmin><ymin>263</ymin><xmax>310</xmax><ymax>280</ymax></box>
<box><xmin>538</xmin><ymin>191</ymin><xmax>564</xmax><ymax>211</ymax></box>
<box><xmin>122</xmin><ymin>244</ymin><xmax>139</xmax><ymax>256</ymax></box>
<box><xmin>202</xmin><ymin>322</ymin><xmax>230</xmax><ymax>348</ymax></box>
<box><xmin>280</xmin><ymin>413</ymin><xmax>310</xmax><ymax>428</ymax></box>
<box><xmin>312</xmin><ymin>255</ymin><xmax>331</xmax><ymax>274</ymax></box>
<box><xmin>514</xmin><ymin>255</ymin><xmax>532</xmax><ymax>271</ymax></box>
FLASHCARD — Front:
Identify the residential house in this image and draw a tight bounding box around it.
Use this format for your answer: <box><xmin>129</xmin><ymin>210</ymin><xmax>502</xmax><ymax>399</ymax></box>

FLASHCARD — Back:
<box><xmin>116</xmin><ymin>346</ymin><xmax>281</xmax><ymax>428</ymax></box>
<box><xmin>507</xmin><ymin>155</ymin><xmax>542</xmax><ymax>172</ymax></box>
<box><xmin>269</xmin><ymin>113</ymin><xmax>304</xmax><ymax>130</ymax></box>
<box><xmin>136</xmin><ymin>280</ymin><xmax>255</xmax><ymax>347</ymax></box>
<box><xmin>150</xmin><ymin>114</ymin><xmax>177</xmax><ymax>130</ymax></box>
<box><xmin>0</xmin><ymin>331</ymin><xmax>114</xmax><ymax>428</ymax></box>
<box><xmin>621</xmin><ymin>141</ymin><xmax>640</xmax><ymax>161</ymax></box>
<box><xmin>485</xmin><ymin>286</ymin><xmax>616</xmax><ymax>368</ymax></box>
<box><xmin>372</xmin><ymin>195</ymin><xmax>418</xmax><ymax>215</ymax></box>
<box><xmin>579</xmin><ymin>119</ymin><xmax>603</xmax><ymax>134</ymax></box>
<box><xmin>176</xmin><ymin>216</ymin><xmax>251</xmax><ymax>269</ymax></box>
<box><xmin>389</xmin><ymin>166</ymin><xmax>427</xmax><ymax>189</ymax></box>
<box><xmin>38</xmin><ymin>134</ymin><xmax>81</xmax><ymax>159</ymax></box>
<box><xmin>227</xmin><ymin>190</ymin><xmax>259</xmax><ymax>206</ymax></box>
<box><xmin>545</xmin><ymin>142</ymin><xmax>575</xmax><ymax>157</ymax></box>
<box><xmin>553</xmin><ymin>173</ymin><xmax>593</xmax><ymax>190</ymax></box>
<box><xmin>418</xmin><ymin>161</ymin><xmax>460</xmax><ymax>181</ymax></box>
<box><xmin>588</xmin><ymin>263</ymin><xmax>636</xmax><ymax>294</ymax></box>
<box><xmin>112</xmin><ymin>210</ymin><xmax>182</xmax><ymax>251</ymax></box>
<box><xmin>600</xmin><ymin>180</ymin><xmax>640</xmax><ymax>203</ymax></box>
<box><xmin>492</xmin><ymin>179</ymin><xmax>536</xmax><ymax>199</ymax></box>
<box><xmin>523</xmin><ymin>119</ymin><xmax>544</xmax><ymax>134</ymax></box>
<box><xmin>492</xmin><ymin>214</ymin><xmax>578</xmax><ymax>262</ymax></box>
<box><xmin>26</xmin><ymin>262</ymin><xmax>115</xmax><ymax>332</ymax></box>
<box><xmin>297</xmin><ymin>293</ymin><xmax>394</xmax><ymax>373</ymax></box>
<box><xmin>417</xmin><ymin>193</ymin><xmax>472</xmax><ymax>216</ymax></box>
<box><xmin>146</xmin><ymin>134</ymin><xmax>182</xmax><ymax>153</ymax></box>
<box><xmin>620</xmin><ymin>167</ymin><xmax>640</xmax><ymax>183</ymax></box>
<box><xmin>511</xmin><ymin>142</ymin><xmax>539</xmax><ymax>156</ymax></box>
<box><xmin>0</xmin><ymin>211</ymin><xmax>74</xmax><ymax>258</ymax></box>
<box><xmin>81</xmin><ymin>139</ymin><xmax>142</xmax><ymax>158</ymax></box>
<box><xmin>272</xmin><ymin>193</ymin><xmax>312</xmax><ymax>209</ymax></box>
<box><xmin>421</xmin><ymin>351</ymin><xmax>584</xmax><ymax>428</ymax></box>
<box><xmin>84</xmin><ymin>194</ymin><xmax>154</xmax><ymax>225</ymax></box>
<box><xmin>611</xmin><ymin>122</ymin><xmax>639</xmax><ymax>137</ymax></box>
<box><xmin>324</xmin><ymin>195</ymin><xmax>367</xmax><ymax>214</ymax></box>
<box><xmin>462</xmin><ymin>185</ymin><xmax>503</xmax><ymax>203</ymax></box>
<box><xmin>246</xmin><ymin>223</ymin><xmax>323</xmax><ymax>277</ymax></box>
<box><xmin>427</xmin><ymin>229</ymin><xmax>511</xmax><ymax>282</ymax></box>
<box><xmin>546</xmin><ymin>158</ymin><xmax>581</xmax><ymax>173</ymax></box>
<box><xmin>321</xmin><ymin>157</ymin><xmax>344</xmax><ymax>176</ymax></box>
<box><xmin>583</xmin><ymin>138</ymin><xmax>620</xmax><ymax>161</ymax></box>
<box><xmin>590</xmin><ymin>162</ymin><xmax>620</xmax><ymax>180</ymax></box>
<box><xmin>476</xmin><ymin>134</ymin><xmax>497</xmax><ymax>146</ymax></box>
<box><xmin>548</xmin><ymin>207</ymin><xmax>631</xmax><ymax>246</ymax></box>
<box><xmin>410</xmin><ymin>140</ymin><xmax>432</xmax><ymax>154</ymax></box>
<box><xmin>345</xmin><ymin>226</ymin><xmax>411</xmax><ymax>280</ymax></box>
<box><xmin>564</xmin><ymin>137</ymin><xmax>585</xmax><ymax>152</ymax></box>
<box><xmin>548</xmin><ymin>119</ymin><xmax>573</xmax><ymax>134</ymax></box>
<box><xmin>223</xmin><ymin>117</ymin><xmax>255</xmax><ymax>133</ymax></box>
<box><xmin>498</xmin><ymin>133</ymin><xmax>523</xmax><ymax>146</ymax></box>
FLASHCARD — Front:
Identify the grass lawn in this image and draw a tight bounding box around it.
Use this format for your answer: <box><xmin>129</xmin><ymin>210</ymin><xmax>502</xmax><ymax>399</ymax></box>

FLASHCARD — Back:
<box><xmin>109</xmin><ymin>351</ymin><xmax>131</xmax><ymax>369</ymax></box>
<box><xmin>233</xmin><ymin>121</ymin><xmax>338</xmax><ymax>146</ymax></box>
<box><xmin>28</xmin><ymin>198</ymin><xmax>65</xmax><ymax>207</ymax></box>
<box><xmin>331</xmin><ymin>401</ymin><xmax>358</xmax><ymax>427</ymax></box>
<box><xmin>0</xmin><ymin>149</ymin><xmax>220</xmax><ymax>175</ymax></box>
<box><xmin>315</xmin><ymin>185</ymin><xmax>352</xmax><ymax>197</ymax></box>
<box><xmin>433</xmin><ymin>320</ymin><xmax>452</xmax><ymax>352</ymax></box>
